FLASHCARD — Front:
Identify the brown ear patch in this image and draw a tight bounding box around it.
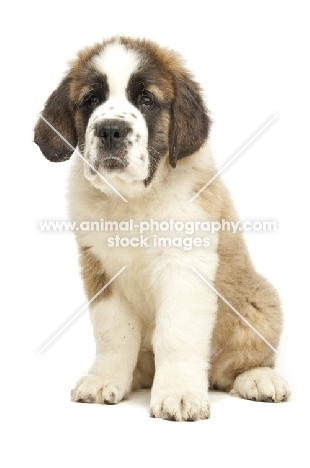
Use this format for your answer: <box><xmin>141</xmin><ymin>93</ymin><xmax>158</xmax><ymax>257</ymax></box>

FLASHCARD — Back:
<box><xmin>169</xmin><ymin>70</ymin><xmax>211</xmax><ymax>168</ymax></box>
<box><xmin>34</xmin><ymin>77</ymin><xmax>77</xmax><ymax>162</ymax></box>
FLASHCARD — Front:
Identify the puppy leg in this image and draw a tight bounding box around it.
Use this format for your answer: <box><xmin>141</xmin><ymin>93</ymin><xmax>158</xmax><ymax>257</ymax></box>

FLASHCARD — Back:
<box><xmin>71</xmin><ymin>295</ymin><xmax>141</xmax><ymax>404</ymax></box>
<box><xmin>210</xmin><ymin>271</ymin><xmax>290</xmax><ymax>401</ymax></box>
<box><xmin>71</xmin><ymin>247</ymin><xmax>140</xmax><ymax>404</ymax></box>
<box><xmin>132</xmin><ymin>350</ymin><xmax>155</xmax><ymax>391</ymax></box>
<box><xmin>231</xmin><ymin>367</ymin><xmax>290</xmax><ymax>402</ymax></box>
<box><xmin>150</xmin><ymin>262</ymin><xmax>218</xmax><ymax>421</ymax></box>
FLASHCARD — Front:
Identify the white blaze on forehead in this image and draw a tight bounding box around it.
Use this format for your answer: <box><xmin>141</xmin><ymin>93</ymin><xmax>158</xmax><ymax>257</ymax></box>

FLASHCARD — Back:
<box><xmin>93</xmin><ymin>42</ymin><xmax>140</xmax><ymax>98</ymax></box>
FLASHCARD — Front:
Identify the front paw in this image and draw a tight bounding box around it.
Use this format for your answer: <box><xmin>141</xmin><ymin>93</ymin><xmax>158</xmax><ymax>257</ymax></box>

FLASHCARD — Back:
<box><xmin>71</xmin><ymin>373</ymin><xmax>127</xmax><ymax>405</ymax></box>
<box><xmin>150</xmin><ymin>388</ymin><xmax>210</xmax><ymax>422</ymax></box>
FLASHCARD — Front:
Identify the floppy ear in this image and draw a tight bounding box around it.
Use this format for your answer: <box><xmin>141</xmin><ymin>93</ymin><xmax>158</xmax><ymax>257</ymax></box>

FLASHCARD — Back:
<box><xmin>34</xmin><ymin>77</ymin><xmax>77</xmax><ymax>162</ymax></box>
<box><xmin>169</xmin><ymin>71</ymin><xmax>211</xmax><ymax>168</ymax></box>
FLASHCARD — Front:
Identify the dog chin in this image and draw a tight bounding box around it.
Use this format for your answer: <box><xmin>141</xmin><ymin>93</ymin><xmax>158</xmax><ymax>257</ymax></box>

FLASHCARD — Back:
<box><xmin>84</xmin><ymin>164</ymin><xmax>148</xmax><ymax>198</ymax></box>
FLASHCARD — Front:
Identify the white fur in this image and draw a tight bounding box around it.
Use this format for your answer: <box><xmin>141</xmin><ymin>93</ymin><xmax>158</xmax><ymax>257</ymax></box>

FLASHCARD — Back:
<box><xmin>70</xmin><ymin>144</ymin><xmax>219</xmax><ymax>419</ymax></box>
<box><xmin>93</xmin><ymin>42</ymin><xmax>140</xmax><ymax>98</ymax></box>
<box><xmin>71</xmin><ymin>296</ymin><xmax>141</xmax><ymax>404</ymax></box>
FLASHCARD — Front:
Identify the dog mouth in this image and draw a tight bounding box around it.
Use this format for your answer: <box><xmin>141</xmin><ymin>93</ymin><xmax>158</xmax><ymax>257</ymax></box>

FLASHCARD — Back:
<box><xmin>86</xmin><ymin>148</ymin><xmax>129</xmax><ymax>174</ymax></box>
<box><xmin>84</xmin><ymin>131</ymin><xmax>150</xmax><ymax>185</ymax></box>
<box><xmin>100</xmin><ymin>155</ymin><xmax>128</xmax><ymax>172</ymax></box>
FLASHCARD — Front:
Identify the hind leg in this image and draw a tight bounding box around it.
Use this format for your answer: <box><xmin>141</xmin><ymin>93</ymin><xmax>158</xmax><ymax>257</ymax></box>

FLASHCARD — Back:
<box><xmin>231</xmin><ymin>367</ymin><xmax>290</xmax><ymax>402</ymax></box>
<box><xmin>209</xmin><ymin>275</ymin><xmax>290</xmax><ymax>401</ymax></box>
<box><xmin>210</xmin><ymin>347</ymin><xmax>290</xmax><ymax>402</ymax></box>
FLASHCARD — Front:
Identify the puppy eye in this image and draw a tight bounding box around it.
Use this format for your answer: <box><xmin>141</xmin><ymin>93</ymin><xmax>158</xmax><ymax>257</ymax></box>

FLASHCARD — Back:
<box><xmin>85</xmin><ymin>94</ymin><xmax>100</xmax><ymax>108</ymax></box>
<box><xmin>138</xmin><ymin>94</ymin><xmax>153</xmax><ymax>107</ymax></box>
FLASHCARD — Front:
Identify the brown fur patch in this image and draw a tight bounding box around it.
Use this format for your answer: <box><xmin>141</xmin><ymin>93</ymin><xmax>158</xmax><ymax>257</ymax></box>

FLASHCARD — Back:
<box><xmin>187</xmin><ymin>168</ymin><xmax>283</xmax><ymax>391</ymax></box>
<box><xmin>191</xmin><ymin>171</ymin><xmax>225</xmax><ymax>222</ymax></box>
<box><xmin>208</xmin><ymin>184</ymin><xmax>282</xmax><ymax>390</ymax></box>
<box><xmin>79</xmin><ymin>246</ymin><xmax>112</xmax><ymax>303</ymax></box>
<box><xmin>168</xmin><ymin>68</ymin><xmax>210</xmax><ymax>167</ymax></box>
<box><xmin>147</xmin><ymin>84</ymin><xmax>165</xmax><ymax>101</ymax></box>
<box><xmin>146</xmin><ymin>109</ymin><xmax>170</xmax><ymax>184</ymax></box>
<box><xmin>34</xmin><ymin>77</ymin><xmax>77</xmax><ymax>162</ymax></box>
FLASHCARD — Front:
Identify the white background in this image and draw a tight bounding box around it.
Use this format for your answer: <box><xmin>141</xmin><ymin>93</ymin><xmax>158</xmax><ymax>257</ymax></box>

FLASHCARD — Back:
<box><xmin>0</xmin><ymin>1</ymin><xmax>309</xmax><ymax>466</ymax></box>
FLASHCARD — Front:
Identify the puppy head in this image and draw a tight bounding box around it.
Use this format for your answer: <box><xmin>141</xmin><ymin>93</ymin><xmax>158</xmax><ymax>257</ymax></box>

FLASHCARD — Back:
<box><xmin>34</xmin><ymin>37</ymin><xmax>211</xmax><ymax>197</ymax></box>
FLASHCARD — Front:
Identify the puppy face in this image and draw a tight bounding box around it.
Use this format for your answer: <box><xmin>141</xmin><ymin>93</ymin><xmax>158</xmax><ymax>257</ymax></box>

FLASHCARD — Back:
<box><xmin>34</xmin><ymin>37</ymin><xmax>211</xmax><ymax>198</ymax></box>
<box><xmin>75</xmin><ymin>42</ymin><xmax>171</xmax><ymax>191</ymax></box>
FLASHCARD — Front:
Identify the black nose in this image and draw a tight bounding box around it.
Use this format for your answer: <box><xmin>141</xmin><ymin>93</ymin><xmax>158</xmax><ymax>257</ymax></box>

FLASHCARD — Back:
<box><xmin>95</xmin><ymin>119</ymin><xmax>129</xmax><ymax>148</ymax></box>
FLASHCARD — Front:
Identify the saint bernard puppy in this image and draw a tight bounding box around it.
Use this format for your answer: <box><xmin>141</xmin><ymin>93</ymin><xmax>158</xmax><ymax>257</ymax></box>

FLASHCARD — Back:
<box><xmin>34</xmin><ymin>36</ymin><xmax>290</xmax><ymax>421</ymax></box>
